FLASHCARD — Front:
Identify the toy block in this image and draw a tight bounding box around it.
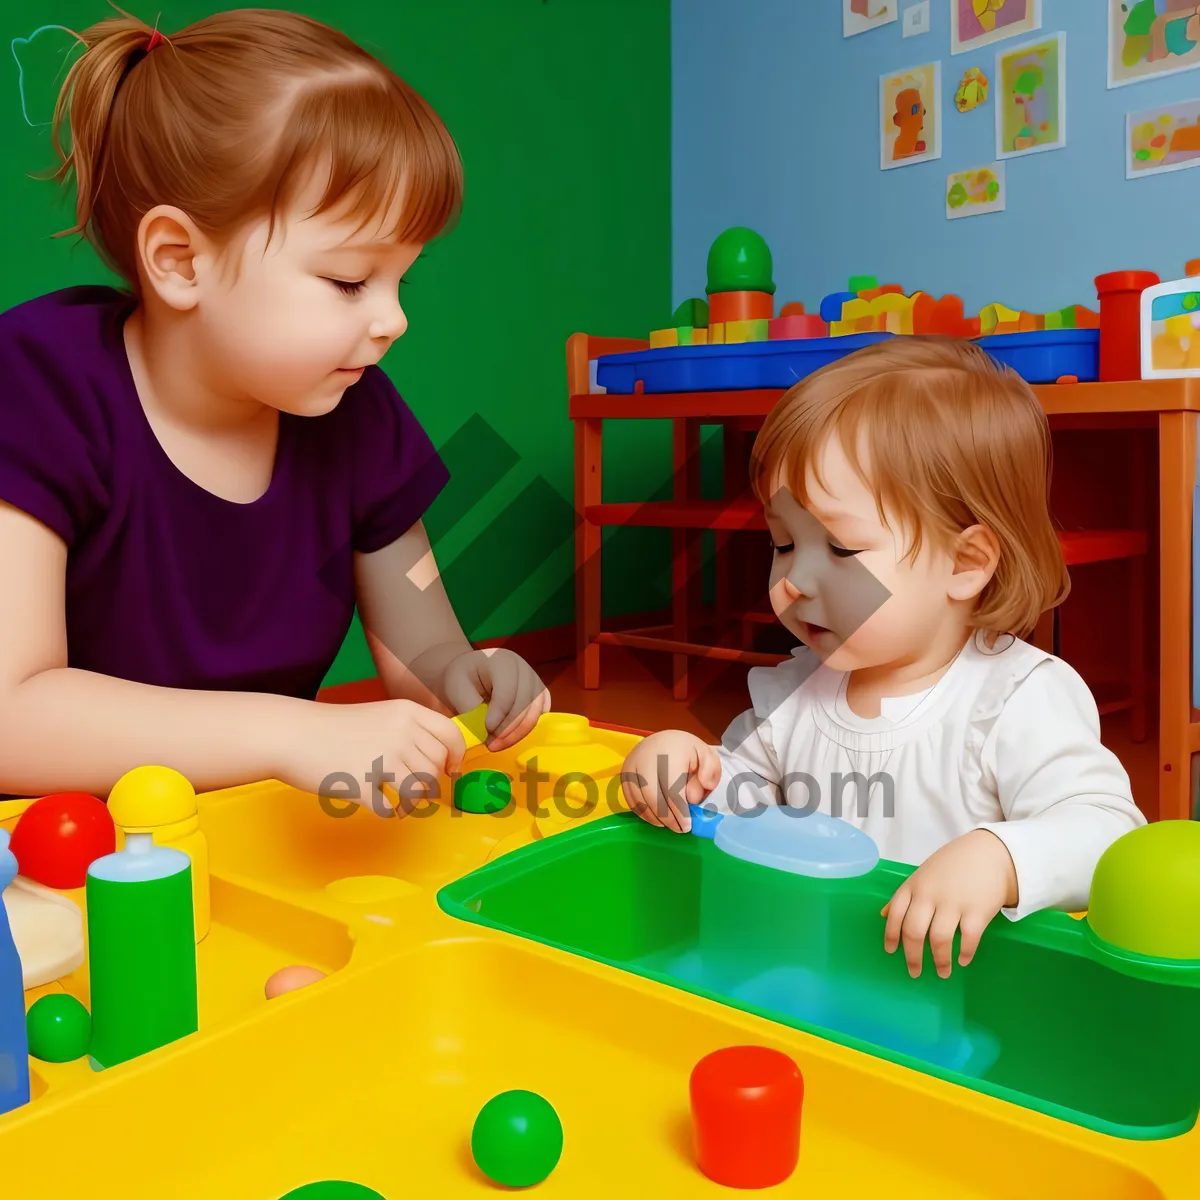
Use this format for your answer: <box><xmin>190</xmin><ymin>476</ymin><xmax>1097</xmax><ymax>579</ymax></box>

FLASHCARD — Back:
<box><xmin>709</xmin><ymin>290</ymin><xmax>773</xmax><ymax>325</ymax></box>
<box><xmin>929</xmin><ymin>294</ymin><xmax>967</xmax><ymax>337</ymax></box>
<box><xmin>839</xmin><ymin>298</ymin><xmax>872</xmax><ymax>324</ymax></box>
<box><xmin>1044</xmin><ymin>310</ymin><xmax>1064</xmax><ymax>331</ymax></box>
<box><xmin>848</xmin><ymin>275</ymin><xmax>878</xmax><ymax>293</ymax></box>
<box><xmin>820</xmin><ymin>291</ymin><xmax>857</xmax><ymax>323</ymax></box>
<box><xmin>980</xmin><ymin>303</ymin><xmax>1020</xmax><ymax>336</ymax></box>
<box><xmin>1075</xmin><ymin>306</ymin><xmax>1100</xmax><ymax>329</ymax></box>
<box><xmin>673</xmin><ymin>297</ymin><xmax>710</xmax><ymax>328</ymax></box>
<box><xmin>677</xmin><ymin>326</ymin><xmax>694</xmax><ymax>346</ymax></box>
<box><xmin>649</xmin><ymin>327</ymin><xmax>679</xmax><ymax>348</ymax></box>
<box><xmin>725</xmin><ymin>318</ymin><xmax>769</xmax><ymax>344</ymax></box>
<box><xmin>884</xmin><ymin>310</ymin><xmax>904</xmax><ymax>335</ymax></box>
<box><xmin>779</xmin><ymin>302</ymin><xmax>807</xmax><ymax>318</ymax></box>
<box><xmin>966</xmin><ymin>316</ymin><xmax>982</xmax><ymax>338</ymax></box>
<box><xmin>708</xmin><ymin>322</ymin><xmax>726</xmax><ymax>345</ymax></box>
<box><xmin>860</xmin><ymin>284</ymin><xmax>905</xmax><ymax>302</ymax></box>
<box><xmin>769</xmin><ymin>314</ymin><xmax>828</xmax><ymax>340</ymax></box>
<box><xmin>690</xmin><ymin>327</ymin><xmax>709</xmax><ymax>345</ymax></box>
<box><xmin>911</xmin><ymin>292</ymin><xmax>936</xmax><ymax>335</ymax></box>
<box><xmin>1018</xmin><ymin>312</ymin><xmax>1044</xmax><ymax>333</ymax></box>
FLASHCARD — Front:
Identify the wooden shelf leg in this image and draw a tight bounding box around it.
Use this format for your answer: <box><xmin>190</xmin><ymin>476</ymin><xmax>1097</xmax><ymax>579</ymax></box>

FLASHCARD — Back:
<box><xmin>575</xmin><ymin>416</ymin><xmax>603</xmax><ymax>690</ymax></box>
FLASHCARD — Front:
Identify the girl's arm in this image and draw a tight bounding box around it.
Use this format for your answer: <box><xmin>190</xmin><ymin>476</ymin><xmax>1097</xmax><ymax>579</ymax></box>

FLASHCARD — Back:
<box><xmin>354</xmin><ymin>520</ymin><xmax>550</xmax><ymax>747</ymax></box>
<box><xmin>977</xmin><ymin>658</ymin><xmax>1146</xmax><ymax>917</ymax></box>
<box><xmin>0</xmin><ymin>502</ymin><xmax>310</xmax><ymax>795</ymax></box>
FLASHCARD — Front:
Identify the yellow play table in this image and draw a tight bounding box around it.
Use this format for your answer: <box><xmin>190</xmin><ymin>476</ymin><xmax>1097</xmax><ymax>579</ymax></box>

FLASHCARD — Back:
<box><xmin>0</xmin><ymin>713</ymin><xmax>1193</xmax><ymax>1197</ymax></box>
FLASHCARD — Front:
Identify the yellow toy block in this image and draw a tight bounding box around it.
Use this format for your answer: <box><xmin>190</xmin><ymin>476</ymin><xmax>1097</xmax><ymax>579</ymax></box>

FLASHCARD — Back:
<box><xmin>708</xmin><ymin>322</ymin><xmax>725</xmax><ymax>344</ymax></box>
<box><xmin>980</xmin><ymin>303</ymin><xmax>1020</xmax><ymax>336</ymax></box>
<box><xmin>649</xmin><ymin>328</ymin><xmax>678</xmax><ymax>349</ymax></box>
<box><xmin>724</xmin><ymin>318</ymin><xmax>769</xmax><ymax>344</ymax></box>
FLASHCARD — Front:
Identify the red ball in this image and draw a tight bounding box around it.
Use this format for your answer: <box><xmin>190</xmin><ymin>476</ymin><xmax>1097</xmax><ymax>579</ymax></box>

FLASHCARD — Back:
<box><xmin>9</xmin><ymin>792</ymin><xmax>116</xmax><ymax>889</ymax></box>
<box><xmin>690</xmin><ymin>1045</ymin><xmax>804</xmax><ymax>1189</ymax></box>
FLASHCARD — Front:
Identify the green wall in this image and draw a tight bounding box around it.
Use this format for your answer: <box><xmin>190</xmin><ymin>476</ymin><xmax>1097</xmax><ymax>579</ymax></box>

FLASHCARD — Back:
<box><xmin>3</xmin><ymin>0</ymin><xmax>672</xmax><ymax>686</ymax></box>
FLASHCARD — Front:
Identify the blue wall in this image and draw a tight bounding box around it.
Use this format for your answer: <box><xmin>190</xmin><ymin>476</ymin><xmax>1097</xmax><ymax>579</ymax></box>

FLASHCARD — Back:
<box><xmin>672</xmin><ymin>0</ymin><xmax>1199</xmax><ymax>316</ymax></box>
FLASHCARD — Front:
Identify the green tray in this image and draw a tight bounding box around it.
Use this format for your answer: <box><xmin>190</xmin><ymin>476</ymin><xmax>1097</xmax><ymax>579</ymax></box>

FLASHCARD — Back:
<box><xmin>438</xmin><ymin>814</ymin><xmax>1200</xmax><ymax>1140</ymax></box>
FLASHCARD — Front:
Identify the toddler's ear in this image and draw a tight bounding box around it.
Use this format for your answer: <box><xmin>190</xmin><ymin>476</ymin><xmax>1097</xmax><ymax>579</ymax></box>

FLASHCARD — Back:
<box><xmin>136</xmin><ymin>205</ymin><xmax>204</xmax><ymax>312</ymax></box>
<box><xmin>947</xmin><ymin>523</ymin><xmax>1000</xmax><ymax>602</ymax></box>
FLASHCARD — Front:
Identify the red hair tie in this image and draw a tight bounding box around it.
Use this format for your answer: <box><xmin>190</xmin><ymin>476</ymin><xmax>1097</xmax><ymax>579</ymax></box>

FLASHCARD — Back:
<box><xmin>146</xmin><ymin>28</ymin><xmax>168</xmax><ymax>52</ymax></box>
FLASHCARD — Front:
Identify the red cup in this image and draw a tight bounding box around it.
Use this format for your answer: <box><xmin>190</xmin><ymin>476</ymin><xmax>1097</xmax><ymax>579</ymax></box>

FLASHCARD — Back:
<box><xmin>690</xmin><ymin>1045</ymin><xmax>804</xmax><ymax>1189</ymax></box>
<box><xmin>1095</xmin><ymin>270</ymin><xmax>1160</xmax><ymax>382</ymax></box>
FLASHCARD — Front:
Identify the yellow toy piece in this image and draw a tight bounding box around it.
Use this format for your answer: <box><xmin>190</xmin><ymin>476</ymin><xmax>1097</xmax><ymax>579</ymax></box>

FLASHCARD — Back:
<box><xmin>723</xmin><ymin>318</ymin><xmax>769</xmax><ymax>344</ymax></box>
<box><xmin>648</xmin><ymin>327</ymin><xmax>678</xmax><ymax>349</ymax></box>
<box><xmin>1</xmin><ymin>711</ymin><xmax>1196</xmax><ymax>1197</ymax></box>
<box><xmin>980</xmin><ymin>302</ymin><xmax>1021</xmax><ymax>336</ymax></box>
<box><xmin>452</xmin><ymin>701</ymin><xmax>490</xmax><ymax>751</ymax></box>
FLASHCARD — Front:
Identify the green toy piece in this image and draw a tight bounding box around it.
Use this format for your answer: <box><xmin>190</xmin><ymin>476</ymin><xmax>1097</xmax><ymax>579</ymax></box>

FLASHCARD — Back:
<box><xmin>672</xmin><ymin>297</ymin><xmax>710</xmax><ymax>328</ymax></box>
<box><xmin>706</xmin><ymin>227</ymin><xmax>775</xmax><ymax>296</ymax></box>
<box><xmin>278</xmin><ymin>1184</ymin><xmax>384</xmax><ymax>1199</ymax></box>
<box><xmin>1088</xmin><ymin>821</ymin><xmax>1200</xmax><ymax>961</ymax></box>
<box><xmin>454</xmin><ymin>770</ymin><xmax>513</xmax><ymax>815</ymax></box>
<box><xmin>26</xmin><ymin>993</ymin><xmax>91</xmax><ymax>1063</ymax></box>
<box><xmin>471</xmin><ymin>1089</ymin><xmax>563</xmax><ymax>1187</ymax></box>
<box><xmin>848</xmin><ymin>275</ymin><xmax>878</xmax><ymax>293</ymax></box>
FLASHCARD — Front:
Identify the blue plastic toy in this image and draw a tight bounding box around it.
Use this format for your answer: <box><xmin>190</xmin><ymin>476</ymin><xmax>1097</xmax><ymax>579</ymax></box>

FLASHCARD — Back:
<box><xmin>0</xmin><ymin>829</ymin><xmax>31</xmax><ymax>1115</ymax></box>
<box><xmin>687</xmin><ymin>803</ymin><xmax>724</xmax><ymax>839</ymax></box>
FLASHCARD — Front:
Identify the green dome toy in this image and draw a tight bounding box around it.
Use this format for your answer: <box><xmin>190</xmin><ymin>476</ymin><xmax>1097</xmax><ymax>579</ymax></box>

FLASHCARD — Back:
<box><xmin>1088</xmin><ymin>821</ymin><xmax>1200</xmax><ymax>961</ymax></box>
<box><xmin>706</xmin><ymin>227</ymin><xmax>775</xmax><ymax>296</ymax></box>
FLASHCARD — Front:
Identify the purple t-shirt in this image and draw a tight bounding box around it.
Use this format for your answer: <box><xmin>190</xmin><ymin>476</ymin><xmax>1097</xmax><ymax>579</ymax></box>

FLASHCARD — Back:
<box><xmin>0</xmin><ymin>286</ymin><xmax>449</xmax><ymax>700</ymax></box>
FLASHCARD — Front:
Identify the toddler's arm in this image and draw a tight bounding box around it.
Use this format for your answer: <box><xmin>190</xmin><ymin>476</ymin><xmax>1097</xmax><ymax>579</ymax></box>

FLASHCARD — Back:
<box><xmin>976</xmin><ymin>658</ymin><xmax>1145</xmax><ymax>917</ymax></box>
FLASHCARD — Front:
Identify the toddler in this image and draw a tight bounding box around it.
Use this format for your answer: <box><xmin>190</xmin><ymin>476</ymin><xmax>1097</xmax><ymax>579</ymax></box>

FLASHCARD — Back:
<box><xmin>0</xmin><ymin>11</ymin><xmax>548</xmax><ymax>806</ymax></box>
<box><xmin>622</xmin><ymin>337</ymin><xmax>1144</xmax><ymax>977</ymax></box>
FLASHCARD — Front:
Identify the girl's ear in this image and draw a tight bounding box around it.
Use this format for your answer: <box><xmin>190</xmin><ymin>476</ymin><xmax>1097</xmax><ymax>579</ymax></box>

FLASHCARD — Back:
<box><xmin>136</xmin><ymin>205</ymin><xmax>207</xmax><ymax>312</ymax></box>
<box><xmin>946</xmin><ymin>523</ymin><xmax>1000</xmax><ymax>603</ymax></box>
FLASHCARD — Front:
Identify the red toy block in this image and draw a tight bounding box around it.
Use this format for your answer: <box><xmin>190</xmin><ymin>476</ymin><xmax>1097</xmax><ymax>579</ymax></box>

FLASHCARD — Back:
<box><xmin>1074</xmin><ymin>305</ymin><xmax>1100</xmax><ymax>330</ymax></box>
<box><xmin>779</xmin><ymin>301</ymin><xmax>807</xmax><ymax>317</ymax></box>
<box><xmin>965</xmin><ymin>315</ymin><xmax>982</xmax><ymax>338</ymax></box>
<box><xmin>690</xmin><ymin>1046</ymin><xmax>804</xmax><ymax>1189</ymax></box>
<box><xmin>769</xmin><ymin>314</ymin><xmax>828</xmax><ymax>340</ymax></box>
<box><xmin>928</xmin><ymin>294</ymin><xmax>968</xmax><ymax>337</ymax></box>
<box><xmin>709</xmin><ymin>290</ymin><xmax>773</xmax><ymax>325</ymax></box>
<box><xmin>1095</xmin><ymin>270</ymin><xmax>1160</xmax><ymax>382</ymax></box>
<box><xmin>911</xmin><ymin>292</ymin><xmax>936</xmax><ymax>335</ymax></box>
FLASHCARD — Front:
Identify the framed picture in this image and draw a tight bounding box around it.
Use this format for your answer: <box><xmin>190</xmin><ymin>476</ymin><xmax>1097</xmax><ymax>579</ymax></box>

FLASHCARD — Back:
<box><xmin>881</xmin><ymin>61</ymin><xmax>943</xmax><ymax>170</ymax></box>
<box><xmin>1109</xmin><ymin>0</ymin><xmax>1200</xmax><ymax>88</ymax></box>
<box><xmin>996</xmin><ymin>32</ymin><xmax>1066</xmax><ymax>159</ymax></box>
<box><xmin>845</xmin><ymin>0</ymin><xmax>898</xmax><ymax>38</ymax></box>
<box><xmin>1127</xmin><ymin>98</ymin><xmax>1200</xmax><ymax>179</ymax></box>
<box><xmin>951</xmin><ymin>0</ymin><xmax>1041</xmax><ymax>54</ymax></box>
<box><xmin>946</xmin><ymin>162</ymin><xmax>1006</xmax><ymax>218</ymax></box>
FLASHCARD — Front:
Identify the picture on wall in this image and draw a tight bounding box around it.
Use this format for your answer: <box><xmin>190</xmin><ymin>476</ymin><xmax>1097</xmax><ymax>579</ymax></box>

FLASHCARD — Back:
<box><xmin>946</xmin><ymin>162</ymin><xmax>1006</xmax><ymax>218</ymax></box>
<box><xmin>995</xmin><ymin>32</ymin><xmax>1066</xmax><ymax>158</ymax></box>
<box><xmin>1127</xmin><ymin>97</ymin><xmax>1200</xmax><ymax>178</ymax></box>
<box><xmin>951</xmin><ymin>0</ymin><xmax>1041</xmax><ymax>54</ymax></box>
<box><xmin>1109</xmin><ymin>0</ymin><xmax>1200</xmax><ymax>88</ymax></box>
<box><xmin>880</xmin><ymin>61</ymin><xmax>942</xmax><ymax>169</ymax></box>
<box><xmin>845</xmin><ymin>0</ymin><xmax>898</xmax><ymax>37</ymax></box>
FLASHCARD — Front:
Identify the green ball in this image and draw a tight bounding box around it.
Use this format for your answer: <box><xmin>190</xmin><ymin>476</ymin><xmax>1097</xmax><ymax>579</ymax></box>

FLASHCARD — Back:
<box><xmin>27</xmin><ymin>994</ymin><xmax>91</xmax><ymax>1062</ymax></box>
<box><xmin>454</xmin><ymin>770</ymin><xmax>513</xmax><ymax>815</ymax></box>
<box><xmin>706</xmin><ymin>227</ymin><xmax>775</xmax><ymax>296</ymax></box>
<box><xmin>1088</xmin><ymin>821</ymin><xmax>1200</xmax><ymax>959</ymax></box>
<box><xmin>278</xmin><ymin>1184</ymin><xmax>384</xmax><ymax>1199</ymax></box>
<box><xmin>471</xmin><ymin>1090</ymin><xmax>563</xmax><ymax>1187</ymax></box>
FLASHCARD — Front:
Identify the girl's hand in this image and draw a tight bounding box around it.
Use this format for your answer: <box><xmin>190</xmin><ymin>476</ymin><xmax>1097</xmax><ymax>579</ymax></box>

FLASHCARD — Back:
<box><xmin>882</xmin><ymin>830</ymin><xmax>1018</xmax><ymax>979</ymax></box>
<box><xmin>442</xmin><ymin>648</ymin><xmax>550</xmax><ymax>752</ymax></box>
<box><xmin>620</xmin><ymin>730</ymin><xmax>723</xmax><ymax>834</ymax></box>
<box><xmin>286</xmin><ymin>699</ymin><xmax>467</xmax><ymax>818</ymax></box>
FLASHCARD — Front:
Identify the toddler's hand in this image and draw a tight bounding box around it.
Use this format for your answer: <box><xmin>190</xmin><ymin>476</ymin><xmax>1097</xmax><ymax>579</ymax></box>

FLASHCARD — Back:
<box><xmin>443</xmin><ymin>648</ymin><xmax>550</xmax><ymax>751</ymax></box>
<box><xmin>287</xmin><ymin>699</ymin><xmax>467</xmax><ymax>817</ymax></box>
<box><xmin>882</xmin><ymin>829</ymin><xmax>1018</xmax><ymax>979</ymax></box>
<box><xmin>620</xmin><ymin>730</ymin><xmax>722</xmax><ymax>834</ymax></box>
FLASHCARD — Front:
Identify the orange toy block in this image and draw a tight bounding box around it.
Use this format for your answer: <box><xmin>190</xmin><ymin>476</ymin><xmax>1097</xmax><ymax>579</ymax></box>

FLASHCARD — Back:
<box><xmin>910</xmin><ymin>292</ymin><xmax>936</xmax><ymax>335</ymax></box>
<box><xmin>649</xmin><ymin>327</ymin><xmax>679</xmax><ymax>348</ymax></box>
<box><xmin>1018</xmin><ymin>312</ymin><xmax>1045</xmax><ymax>333</ymax></box>
<box><xmin>708</xmin><ymin>323</ymin><xmax>726</xmax><ymax>345</ymax></box>
<box><xmin>928</xmin><ymin>295</ymin><xmax>968</xmax><ymax>337</ymax></box>
<box><xmin>859</xmin><ymin>284</ymin><xmax>905</xmax><ymax>302</ymax></box>
<box><xmin>779</xmin><ymin>302</ymin><xmax>806</xmax><ymax>317</ymax></box>
<box><xmin>709</xmin><ymin>291</ymin><xmax>773</xmax><ymax>324</ymax></box>
<box><xmin>1075</xmin><ymin>306</ymin><xmax>1100</xmax><ymax>329</ymax></box>
<box><xmin>769</xmin><ymin>314</ymin><xmax>828</xmax><ymax>340</ymax></box>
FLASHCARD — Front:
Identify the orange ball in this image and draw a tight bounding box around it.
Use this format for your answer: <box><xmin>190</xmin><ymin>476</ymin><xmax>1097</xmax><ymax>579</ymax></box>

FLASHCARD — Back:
<box><xmin>264</xmin><ymin>964</ymin><xmax>327</xmax><ymax>1000</ymax></box>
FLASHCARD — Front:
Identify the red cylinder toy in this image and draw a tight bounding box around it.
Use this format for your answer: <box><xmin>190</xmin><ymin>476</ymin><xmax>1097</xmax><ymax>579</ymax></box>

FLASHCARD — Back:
<box><xmin>690</xmin><ymin>1045</ymin><xmax>804</xmax><ymax>1189</ymax></box>
<box><xmin>1095</xmin><ymin>271</ymin><xmax>1160</xmax><ymax>383</ymax></box>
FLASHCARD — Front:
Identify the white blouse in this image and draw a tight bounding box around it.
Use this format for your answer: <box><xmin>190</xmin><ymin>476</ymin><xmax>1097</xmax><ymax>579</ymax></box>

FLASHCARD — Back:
<box><xmin>710</xmin><ymin>631</ymin><xmax>1145</xmax><ymax>918</ymax></box>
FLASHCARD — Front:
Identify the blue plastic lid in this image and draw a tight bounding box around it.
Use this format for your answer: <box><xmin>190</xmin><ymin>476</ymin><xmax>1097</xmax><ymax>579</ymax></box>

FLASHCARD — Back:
<box><xmin>687</xmin><ymin>803</ymin><xmax>724</xmax><ymax>839</ymax></box>
<box><xmin>713</xmin><ymin>806</ymin><xmax>879</xmax><ymax>878</ymax></box>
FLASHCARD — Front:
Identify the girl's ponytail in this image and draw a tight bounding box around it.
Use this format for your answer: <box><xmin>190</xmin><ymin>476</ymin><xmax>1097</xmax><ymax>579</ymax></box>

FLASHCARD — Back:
<box><xmin>49</xmin><ymin>15</ymin><xmax>166</xmax><ymax>258</ymax></box>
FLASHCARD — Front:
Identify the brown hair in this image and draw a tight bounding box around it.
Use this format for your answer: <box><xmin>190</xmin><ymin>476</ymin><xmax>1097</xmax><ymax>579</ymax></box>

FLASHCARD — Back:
<box><xmin>48</xmin><ymin>8</ymin><xmax>463</xmax><ymax>290</ymax></box>
<box><xmin>749</xmin><ymin>336</ymin><xmax>1070</xmax><ymax>639</ymax></box>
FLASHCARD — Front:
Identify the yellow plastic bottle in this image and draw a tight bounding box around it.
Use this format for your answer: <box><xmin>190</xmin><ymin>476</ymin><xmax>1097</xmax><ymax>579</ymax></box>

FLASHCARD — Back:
<box><xmin>107</xmin><ymin>766</ymin><xmax>210</xmax><ymax>943</ymax></box>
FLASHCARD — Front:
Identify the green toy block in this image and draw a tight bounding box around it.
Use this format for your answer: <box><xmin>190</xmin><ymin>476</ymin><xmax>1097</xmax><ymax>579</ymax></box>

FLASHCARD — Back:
<box><xmin>848</xmin><ymin>275</ymin><xmax>878</xmax><ymax>293</ymax></box>
<box><xmin>676</xmin><ymin>325</ymin><xmax>694</xmax><ymax>346</ymax></box>
<box><xmin>707</xmin><ymin>228</ymin><xmax>775</xmax><ymax>296</ymax></box>
<box><xmin>672</xmin><ymin>297</ymin><xmax>710</xmax><ymax>328</ymax></box>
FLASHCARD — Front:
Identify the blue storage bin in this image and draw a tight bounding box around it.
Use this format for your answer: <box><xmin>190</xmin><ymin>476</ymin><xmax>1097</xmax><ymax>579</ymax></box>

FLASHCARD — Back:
<box><xmin>595</xmin><ymin>332</ymin><xmax>894</xmax><ymax>394</ymax></box>
<box><xmin>0</xmin><ymin>830</ymin><xmax>30</xmax><ymax>1116</ymax></box>
<box><xmin>975</xmin><ymin>329</ymin><xmax>1100</xmax><ymax>384</ymax></box>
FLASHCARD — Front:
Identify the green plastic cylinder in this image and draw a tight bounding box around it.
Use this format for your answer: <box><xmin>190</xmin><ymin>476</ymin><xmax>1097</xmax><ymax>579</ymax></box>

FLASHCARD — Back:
<box><xmin>86</xmin><ymin>838</ymin><xmax>198</xmax><ymax>1069</ymax></box>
